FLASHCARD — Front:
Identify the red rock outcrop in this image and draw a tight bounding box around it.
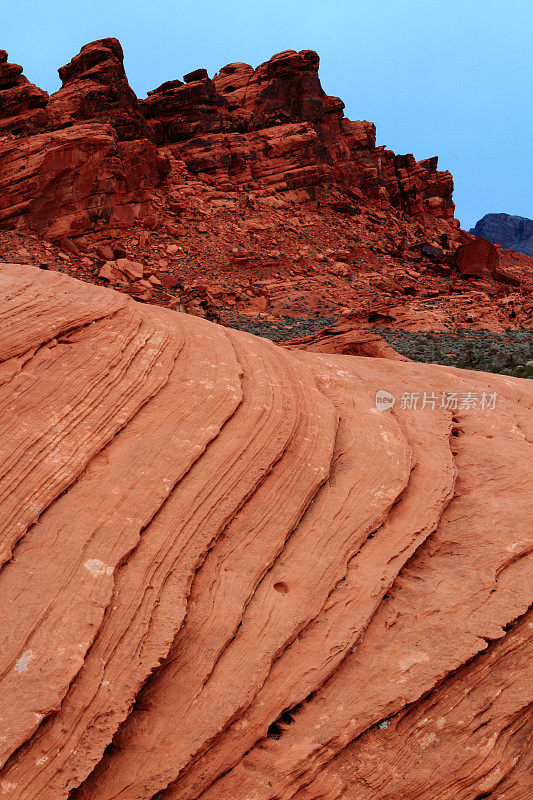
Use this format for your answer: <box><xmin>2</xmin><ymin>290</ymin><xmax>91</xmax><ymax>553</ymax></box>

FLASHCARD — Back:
<box><xmin>0</xmin><ymin>38</ymin><xmax>530</xmax><ymax>331</ymax></box>
<box><xmin>46</xmin><ymin>38</ymin><xmax>148</xmax><ymax>140</ymax></box>
<box><xmin>0</xmin><ymin>40</ymin><xmax>170</xmax><ymax>239</ymax></box>
<box><xmin>283</xmin><ymin>316</ymin><xmax>409</xmax><ymax>358</ymax></box>
<box><xmin>0</xmin><ymin>50</ymin><xmax>48</xmax><ymax>136</ymax></box>
<box><xmin>0</xmin><ymin>123</ymin><xmax>168</xmax><ymax>239</ymax></box>
<box><xmin>0</xmin><ymin>39</ymin><xmax>454</xmax><ymax>243</ymax></box>
<box><xmin>151</xmin><ymin>48</ymin><xmax>455</xmax><ymax>218</ymax></box>
<box><xmin>140</xmin><ymin>72</ymin><xmax>234</xmax><ymax>144</ymax></box>
<box><xmin>0</xmin><ymin>262</ymin><xmax>531</xmax><ymax>800</ymax></box>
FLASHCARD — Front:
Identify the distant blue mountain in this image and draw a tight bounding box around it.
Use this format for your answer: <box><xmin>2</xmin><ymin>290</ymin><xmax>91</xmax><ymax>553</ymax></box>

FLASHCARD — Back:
<box><xmin>470</xmin><ymin>213</ymin><xmax>533</xmax><ymax>257</ymax></box>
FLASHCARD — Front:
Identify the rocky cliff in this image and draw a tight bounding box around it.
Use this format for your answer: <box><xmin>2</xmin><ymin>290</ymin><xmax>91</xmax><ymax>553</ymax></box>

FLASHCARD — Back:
<box><xmin>0</xmin><ymin>38</ymin><xmax>531</xmax><ymax>331</ymax></box>
<box><xmin>0</xmin><ymin>261</ymin><xmax>531</xmax><ymax>800</ymax></box>
<box><xmin>471</xmin><ymin>213</ymin><xmax>533</xmax><ymax>257</ymax></box>
<box><xmin>0</xmin><ymin>38</ymin><xmax>454</xmax><ymax>239</ymax></box>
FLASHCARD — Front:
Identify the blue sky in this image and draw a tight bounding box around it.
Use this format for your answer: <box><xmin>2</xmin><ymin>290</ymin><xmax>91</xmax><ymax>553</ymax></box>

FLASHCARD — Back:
<box><xmin>3</xmin><ymin>0</ymin><xmax>531</xmax><ymax>228</ymax></box>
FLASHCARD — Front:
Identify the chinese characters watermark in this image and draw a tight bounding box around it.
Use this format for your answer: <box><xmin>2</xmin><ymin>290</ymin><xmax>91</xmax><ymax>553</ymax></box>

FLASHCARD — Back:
<box><xmin>375</xmin><ymin>389</ymin><xmax>497</xmax><ymax>412</ymax></box>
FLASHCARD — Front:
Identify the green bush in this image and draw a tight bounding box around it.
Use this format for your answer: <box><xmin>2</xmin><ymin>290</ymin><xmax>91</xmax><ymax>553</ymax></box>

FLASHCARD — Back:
<box><xmin>224</xmin><ymin>310</ymin><xmax>532</xmax><ymax>378</ymax></box>
<box><xmin>367</xmin><ymin>328</ymin><xmax>532</xmax><ymax>377</ymax></box>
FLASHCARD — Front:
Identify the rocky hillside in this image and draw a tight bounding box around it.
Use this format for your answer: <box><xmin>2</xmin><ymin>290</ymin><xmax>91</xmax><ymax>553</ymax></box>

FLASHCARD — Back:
<box><xmin>0</xmin><ymin>39</ymin><xmax>533</xmax><ymax>338</ymax></box>
<box><xmin>0</xmin><ymin>38</ymin><xmax>455</xmax><ymax>236</ymax></box>
<box><xmin>471</xmin><ymin>213</ymin><xmax>533</xmax><ymax>257</ymax></box>
<box><xmin>0</xmin><ymin>261</ymin><xmax>531</xmax><ymax>800</ymax></box>
<box><xmin>1</xmin><ymin>37</ymin><xmax>531</xmax><ymax>334</ymax></box>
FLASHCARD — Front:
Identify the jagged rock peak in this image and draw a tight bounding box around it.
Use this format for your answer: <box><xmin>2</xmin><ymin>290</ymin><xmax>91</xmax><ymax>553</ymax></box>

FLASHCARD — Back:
<box><xmin>0</xmin><ymin>37</ymin><xmax>457</xmax><ymax>235</ymax></box>
<box><xmin>57</xmin><ymin>37</ymin><xmax>125</xmax><ymax>83</ymax></box>
<box><xmin>0</xmin><ymin>48</ymin><xmax>48</xmax><ymax>136</ymax></box>
<box><xmin>143</xmin><ymin>45</ymin><xmax>455</xmax><ymax>219</ymax></box>
<box><xmin>47</xmin><ymin>37</ymin><xmax>148</xmax><ymax>140</ymax></box>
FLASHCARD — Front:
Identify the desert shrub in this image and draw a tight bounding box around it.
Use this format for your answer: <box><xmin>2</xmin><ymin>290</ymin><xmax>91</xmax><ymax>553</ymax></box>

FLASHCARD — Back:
<box><xmin>224</xmin><ymin>310</ymin><xmax>532</xmax><ymax>378</ymax></box>
<box><xmin>367</xmin><ymin>328</ymin><xmax>532</xmax><ymax>377</ymax></box>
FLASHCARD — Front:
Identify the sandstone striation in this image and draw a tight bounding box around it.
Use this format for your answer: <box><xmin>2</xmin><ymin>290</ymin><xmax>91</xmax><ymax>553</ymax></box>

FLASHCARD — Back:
<box><xmin>0</xmin><ymin>262</ymin><xmax>531</xmax><ymax>800</ymax></box>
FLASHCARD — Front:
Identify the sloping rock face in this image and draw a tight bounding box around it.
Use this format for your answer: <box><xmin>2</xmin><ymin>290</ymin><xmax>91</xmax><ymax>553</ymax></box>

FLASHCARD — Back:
<box><xmin>471</xmin><ymin>213</ymin><xmax>533</xmax><ymax>257</ymax></box>
<box><xmin>0</xmin><ymin>262</ymin><xmax>531</xmax><ymax>800</ymax></box>
<box><xmin>0</xmin><ymin>124</ymin><xmax>168</xmax><ymax>238</ymax></box>
<box><xmin>0</xmin><ymin>50</ymin><xmax>48</xmax><ymax>136</ymax></box>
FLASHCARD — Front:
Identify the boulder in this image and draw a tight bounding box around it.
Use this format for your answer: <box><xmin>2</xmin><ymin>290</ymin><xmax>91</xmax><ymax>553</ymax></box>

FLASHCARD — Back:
<box><xmin>454</xmin><ymin>236</ymin><xmax>499</xmax><ymax>277</ymax></box>
<box><xmin>492</xmin><ymin>264</ymin><xmax>521</xmax><ymax>286</ymax></box>
<box><xmin>183</xmin><ymin>68</ymin><xmax>209</xmax><ymax>83</ymax></box>
<box><xmin>97</xmin><ymin>260</ymin><xmax>123</xmax><ymax>282</ymax></box>
<box><xmin>115</xmin><ymin>257</ymin><xmax>144</xmax><ymax>280</ymax></box>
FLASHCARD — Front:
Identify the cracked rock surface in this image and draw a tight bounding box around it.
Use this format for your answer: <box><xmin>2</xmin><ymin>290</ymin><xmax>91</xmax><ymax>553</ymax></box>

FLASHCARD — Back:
<box><xmin>0</xmin><ymin>262</ymin><xmax>531</xmax><ymax>800</ymax></box>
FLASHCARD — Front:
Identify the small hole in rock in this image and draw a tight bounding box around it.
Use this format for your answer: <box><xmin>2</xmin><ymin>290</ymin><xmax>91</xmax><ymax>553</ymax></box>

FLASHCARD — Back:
<box><xmin>278</xmin><ymin>709</ymin><xmax>294</xmax><ymax>725</ymax></box>
<box><xmin>273</xmin><ymin>582</ymin><xmax>288</xmax><ymax>594</ymax></box>
<box><xmin>267</xmin><ymin>722</ymin><xmax>283</xmax><ymax>739</ymax></box>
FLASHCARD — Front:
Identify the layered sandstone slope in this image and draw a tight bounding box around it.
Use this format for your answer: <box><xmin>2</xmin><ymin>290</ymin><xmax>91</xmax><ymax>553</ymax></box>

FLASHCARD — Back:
<box><xmin>0</xmin><ymin>262</ymin><xmax>531</xmax><ymax>800</ymax></box>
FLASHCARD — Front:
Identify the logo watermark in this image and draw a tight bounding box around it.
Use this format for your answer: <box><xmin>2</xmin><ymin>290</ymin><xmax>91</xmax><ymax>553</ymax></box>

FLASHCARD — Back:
<box><xmin>375</xmin><ymin>389</ymin><xmax>396</xmax><ymax>411</ymax></box>
<box><xmin>375</xmin><ymin>390</ymin><xmax>497</xmax><ymax>411</ymax></box>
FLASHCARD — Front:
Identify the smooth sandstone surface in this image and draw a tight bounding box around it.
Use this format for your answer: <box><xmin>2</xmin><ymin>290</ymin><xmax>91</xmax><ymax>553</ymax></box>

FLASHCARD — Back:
<box><xmin>0</xmin><ymin>262</ymin><xmax>531</xmax><ymax>800</ymax></box>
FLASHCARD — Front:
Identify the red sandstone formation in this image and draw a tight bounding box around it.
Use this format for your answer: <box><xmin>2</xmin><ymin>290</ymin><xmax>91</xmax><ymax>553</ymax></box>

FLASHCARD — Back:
<box><xmin>0</xmin><ymin>124</ymin><xmax>168</xmax><ymax>239</ymax></box>
<box><xmin>0</xmin><ymin>40</ymin><xmax>167</xmax><ymax>239</ymax></box>
<box><xmin>0</xmin><ymin>50</ymin><xmax>48</xmax><ymax>136</ymax></box>
<box><xmin>141</xmin><ymin>71</ymin><xmax>234</xmax><ymax>144</ymax></box>
<box><xmin>0</xmin><ymin>37</ymin><xmax>530</xmax><ymax>327</ymax></box>
<box><xmin>0</xmin><ymin>262</ymin><xmax>531</xmax><ymax>800</ymax></box>
<box><xmin>46</xmin><ymin>38</ymin><xmax>148</xmax><ymax>140</ymax></box>
<box><xmin>164</xmin><ymin>49</ymin><xmax>455</xmax><ymax>218</ymax></box>
<box><xmin>0</xmin><ymin>40</ymin><xmax>455</xmax><ymax>239</ymax></box>
<box><xmin>283</xmin><ymin>316</ymin><xmax>410</xmax><ymax>358</ymax></box>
